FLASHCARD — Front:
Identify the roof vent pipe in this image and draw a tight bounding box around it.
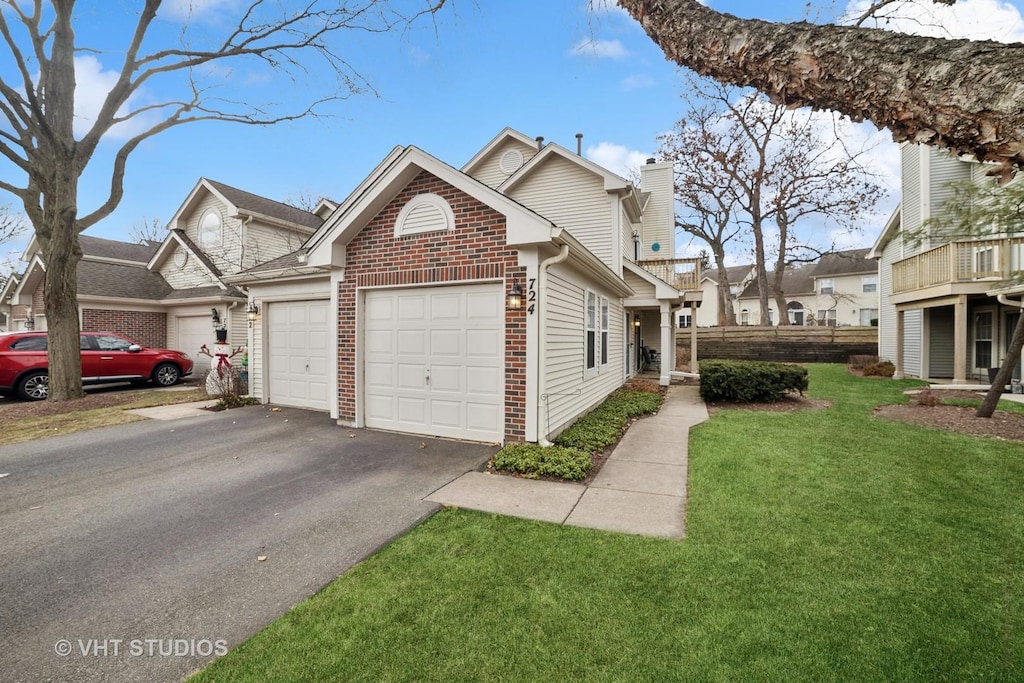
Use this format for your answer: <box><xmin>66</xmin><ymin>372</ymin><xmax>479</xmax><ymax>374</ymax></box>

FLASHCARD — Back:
<box><xmin>576</xmin><ymin>133</ymin><xmax>583</xmax><ymax>155</ymax></box>
<box><xmin>646</xmin><ymin>157</ymin><xmax>656</xmax><ymax>164</ymax></box>
<box><xmin>535</xmin><ymin>136</ymin><xmax>544</xmax><ymax>150</ymax></box>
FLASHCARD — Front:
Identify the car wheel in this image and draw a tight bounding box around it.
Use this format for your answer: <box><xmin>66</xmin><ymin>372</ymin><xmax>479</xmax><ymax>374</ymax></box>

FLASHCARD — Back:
<box><xmin>18</xmin><ymin>371</ymin><xmax>49</xmax><ymax>401</ymax></box>
<box><xmin>153</xmin><ymin>363</ymin><xmax>181</xmax><ymax>387</ymax></box>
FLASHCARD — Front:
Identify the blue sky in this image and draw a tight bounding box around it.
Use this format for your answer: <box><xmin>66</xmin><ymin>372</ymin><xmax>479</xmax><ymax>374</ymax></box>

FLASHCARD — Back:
<box><xmin>3</xmin><ymin>0</ymin><xmax>1024</xmax><ymax>266</ymax></box>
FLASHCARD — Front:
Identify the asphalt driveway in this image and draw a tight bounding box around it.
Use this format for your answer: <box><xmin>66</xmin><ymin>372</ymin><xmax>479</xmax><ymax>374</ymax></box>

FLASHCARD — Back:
<box><xmin>0</xmin><ymin>405</ymin><xmax>495</xmax><ymax>682</ymax></box>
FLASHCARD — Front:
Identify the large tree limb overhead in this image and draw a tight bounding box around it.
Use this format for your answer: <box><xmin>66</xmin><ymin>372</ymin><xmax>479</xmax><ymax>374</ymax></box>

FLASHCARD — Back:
<box><xmin>617</xmin><ymin>0</ymin><xmax>1024</xmax><ymax>174</ymax></box>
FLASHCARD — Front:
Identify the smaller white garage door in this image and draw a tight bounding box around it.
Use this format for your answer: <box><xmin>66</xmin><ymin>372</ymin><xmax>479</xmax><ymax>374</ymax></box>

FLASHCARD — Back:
<box><xmin>177</xmin><ymin>316</ymin><xmax>214</xmax><ymax>363</ymax></box>
<box><xmin>363</xmin><ymin>284</ymin><xmax>503</xmax><ymax>442</ymax></box>
<box><xmin>267</xmin><ymin>300</ymin><xmax>330</xmax><ymax>411</ymax></box>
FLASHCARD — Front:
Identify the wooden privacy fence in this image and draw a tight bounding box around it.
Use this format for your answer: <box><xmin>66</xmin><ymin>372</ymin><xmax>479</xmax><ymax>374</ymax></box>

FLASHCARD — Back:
<box><xmin>678</xmin><ymin>326</ymin><xmax>878</xmax><ymax>364</ymax></box>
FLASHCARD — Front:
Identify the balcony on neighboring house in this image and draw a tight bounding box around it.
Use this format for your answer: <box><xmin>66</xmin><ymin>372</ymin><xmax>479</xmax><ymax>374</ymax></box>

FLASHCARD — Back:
<box><xmin>637</xmin><ymin>257</ymin><xmax>703</xmax><ymax>292</ymax></box>
<box><xmin>891</xmin><ymin>237</ymin><xmax>1024</xmax><ymax>302</ymax></box>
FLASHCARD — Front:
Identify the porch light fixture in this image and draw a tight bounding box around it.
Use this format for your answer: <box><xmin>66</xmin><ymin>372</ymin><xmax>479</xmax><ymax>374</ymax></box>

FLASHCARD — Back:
<box><xmin>24</xmin><ymin>308</ymin><xmax>33</xmax><ymax>330</ymax></box>
<box><xmin>246</xmin><ymin>301</ymin><xmax>260</xmax><ymax>327</ymax></box>
<box><xmin>506</xmin><ymin>282</ymin><xmax>524</xmax><ymax>310</ymax></box>
<box><xmin>633</xmin><ymin>316</ymin><xmax>641</xmax><ymax>328</ymax></box>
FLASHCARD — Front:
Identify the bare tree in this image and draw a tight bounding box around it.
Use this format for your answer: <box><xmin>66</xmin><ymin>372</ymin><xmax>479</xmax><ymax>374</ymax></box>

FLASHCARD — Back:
<box><xmin>616</xmin><ymin>0</ymin><xmax>1024</xmax><ymax>178</ymax></box>
<box><xmin>128</xmin><ymin>216</ymin><xmax>165</xmax><ymax>245</ymax></box>
<box><xmin>0</xmin><ymin>0</ymin><xmax>446</xmax><ymax>400</ymax></box>
<box><xmin>0</xmin><ymin>203</ymin><xmax>26</xmax><ymax>277</ymax></box>
<box><xmin>659</xmin><ymin>78</ymin><xmax>884</xmax><ymax>326</ymax></box>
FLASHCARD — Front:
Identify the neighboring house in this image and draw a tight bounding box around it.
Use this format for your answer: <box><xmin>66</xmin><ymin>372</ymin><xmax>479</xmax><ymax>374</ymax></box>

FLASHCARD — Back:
<box><xmin>686</xmin><ymin>265</ymin><xmax>756</xmax><ymax>327</ymax></box>
<box><xmin>231</xmin><ymin>128</ymin><xmax>702</xmax><ymax>445</ymax></box>
<box><xmin>733</xmin><ymin>248</ymin><xmax>879</xmax><ymax>326</ymax></box>
<box><xmin>0</xmin><ymin>273</ymin><xmax>25</xmax><ymax>332</ymax></box>
<box><xmin>871</xmin><ymin>144</ymin><xmax>1023</xmax><ymax>382</ymax></box>
<box><xmin>9</xmin><ymin>178</ymin><xmax>326</xmax><ymax>359</ymax></box>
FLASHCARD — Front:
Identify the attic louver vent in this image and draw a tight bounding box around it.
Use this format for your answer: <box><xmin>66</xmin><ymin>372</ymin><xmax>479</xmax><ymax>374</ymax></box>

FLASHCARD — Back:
<box><xmin>498</xmin><ymin>149</ymin><xmax>524</xmax><ymax>175</ymax></box>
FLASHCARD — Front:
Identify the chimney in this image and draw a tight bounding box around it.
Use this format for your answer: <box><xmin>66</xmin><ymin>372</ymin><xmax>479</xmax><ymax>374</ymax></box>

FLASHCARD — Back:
<box><xmin>646</xmin><ymin>157</ymin><xmax>656</xmax><ymax>164</ymax></box>
<box><xmin>576</xmin><ymin>133</ymin><xmax>583</xmax><ymax>156</ymax></box>
<box><xmin>535</xmin><ymin>136</ymin><xmax>544</xmax><ymax>150</ymax></box>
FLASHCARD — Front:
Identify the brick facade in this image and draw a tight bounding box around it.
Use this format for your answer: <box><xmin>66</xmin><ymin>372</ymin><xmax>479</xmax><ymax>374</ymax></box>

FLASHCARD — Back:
<box><xmin>337</xmin><ymin>170</ymin><xmax>528</xmax><ymax>442</ymax></box>
<box><xmin>82</xmin><ymin>309</ymin><xmax>168</xmax><ymax>349</ymax></box>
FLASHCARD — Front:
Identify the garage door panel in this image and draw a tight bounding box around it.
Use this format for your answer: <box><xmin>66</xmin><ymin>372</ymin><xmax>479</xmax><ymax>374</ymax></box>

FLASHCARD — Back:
<box><xmin>365</xmin><ymin>330</ymin><xmax>393</xmax><ymax>353</ymax></box>
<box><xmin>466</xmin><ymin>329</ymin><xmax>500</xmax><ymax>357</ymax></box>
<box><xmin>397</xmin><ymin>364</ymin><xmax>425</xmax><ymax>389</ymax></box>
<box><xmin>397</xmin><ymin>329</ymin><xmax>426</xmax><ymax>355</ymax></box>
<box><xmin>266</xmin><ymin>300</ymin><xmax>330</xmax><ymax>411</ymax></box>
<box><xmin>430</xmin><ymin>365</ymin><xmax>461</xmax><ymax>392</ymax></box>
<box><xmin>365</xmin><ymin>362</ymin><xmax>393</xmax><ymax>388</ymax></box>
<box><xmin>363</xmin><ymin>284</ymin><xmax>503</xmax><ymax>442</ymax></box>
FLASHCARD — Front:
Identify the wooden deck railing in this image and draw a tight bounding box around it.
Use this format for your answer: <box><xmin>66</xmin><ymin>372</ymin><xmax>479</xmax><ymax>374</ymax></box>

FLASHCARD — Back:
<box><xmin>636</xmin><ymin>257</ymin><xmax>702</xmax><ymax>292</ymax></box>
<box><xmin>892</xmin><ymin>238</ymin><xmax>1024</xmax><ymax>294</ymax></box>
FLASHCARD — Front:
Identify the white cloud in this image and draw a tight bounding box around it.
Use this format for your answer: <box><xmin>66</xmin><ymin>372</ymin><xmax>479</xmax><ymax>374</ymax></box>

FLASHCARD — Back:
<box><xmin>585</xmin><ymin>141</ymin><xmax>650</xmax><ymax>178</ymax></box>
<box><xmin>158</xmin><ymin>0</ymin><xmax>241</xmax><ymax>22</ymax></box>
<box><xmin>621</xmin><ymin>73</ymin><xmax>656</xmax><ymax>90</ymax></box>
<box><xmin>73</xmin><ymin>56</ymin><xmax>153</xmax><ymax>141</ymax></box>
<box><xmin>570</xmin><ymin>38</ymin><xmax>628</xmax><ymax>59</ymax></box>
<box><xmin>845</xmin><ymin>0</ymin><xmax>1024</xmax><ymax>42</ymax></box>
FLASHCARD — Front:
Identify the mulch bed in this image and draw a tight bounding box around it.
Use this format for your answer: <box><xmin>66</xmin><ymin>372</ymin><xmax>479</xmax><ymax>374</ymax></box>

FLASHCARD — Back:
<box><xmin>874</xmin><ymin>390</ymin><xmax>1024</xmax><ymax>443</ymax></box>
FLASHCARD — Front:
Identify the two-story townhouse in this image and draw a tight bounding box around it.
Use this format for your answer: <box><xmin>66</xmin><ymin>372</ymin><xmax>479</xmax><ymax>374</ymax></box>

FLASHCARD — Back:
<box><xmin>9</xmin><ymin>178</ymin><xmax>326</xmax><ymax>359</ymax></box>
<box><xmin>732</xmin><ymin>249</ymin><xmax>878</xmax><ymax>326</ymax></box>
<box><xmin>682</xmin><ymin>265</ymin><xmax>756</xmax><ymax>328</ymax></box>
<box><xmin>234</xmin><ymin>128</ymin><xmax>702</xmax><ymax>445</ymax></box>
<box><xmin>871</xmin><ymin>145</ymin><xmax>1023</xmax><ymax>382</ymax></box>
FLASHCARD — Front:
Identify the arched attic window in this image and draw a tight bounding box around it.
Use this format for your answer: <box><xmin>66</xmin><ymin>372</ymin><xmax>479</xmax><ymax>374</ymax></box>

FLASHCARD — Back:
<box><xmin>394</xmin><ymin>193</ymin><xmax>456</xmax><ymax>238</ymax></box>
<box><xmin>198</xmin><ymin>209</ymin><xmax>223</xmax><ymax>250</ymax></box>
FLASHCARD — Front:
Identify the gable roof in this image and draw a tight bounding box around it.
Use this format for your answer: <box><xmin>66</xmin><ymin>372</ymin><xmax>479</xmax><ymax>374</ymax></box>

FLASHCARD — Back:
<box><xmin>703</xmin><ymin>265</ymin><xmax>755</xmax><ymax>285</ymax></box>
<box><xmin>461</xmin><ymin>127</ymin><xmax>542</xmax><ymax>176</ymax></box>
<box><xmin>205</xmin><ymin>179</ymin><xmax>323</xmax><ymax>231</ymax></box>
<box><xmin>79</xmin><ymin>235</ymin><xmax>161</xmax><ymax>263</ymax></box>
<box><xmin>498</xmin><ymin>142</ymin><xmax>631</xmax><ymax>195</ymax></box>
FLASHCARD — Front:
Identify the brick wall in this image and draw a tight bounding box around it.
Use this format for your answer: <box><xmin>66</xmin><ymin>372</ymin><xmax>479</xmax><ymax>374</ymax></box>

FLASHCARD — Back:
<box><xmin>82</xmin><ymin>309</ymin><xmax>168</xmax><ymax>349</ymax></box>
<box><xmin>338</xmin><ymin>170</ymin><xmax>527</xmax><ymax>442</ymax></box>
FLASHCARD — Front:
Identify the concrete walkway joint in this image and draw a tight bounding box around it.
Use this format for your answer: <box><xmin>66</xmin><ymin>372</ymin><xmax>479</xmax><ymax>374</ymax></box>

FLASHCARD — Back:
<box><xmin>426</xmin><ymin>385</ymin><xmax>709</xmax><ymax>539</ymax></box>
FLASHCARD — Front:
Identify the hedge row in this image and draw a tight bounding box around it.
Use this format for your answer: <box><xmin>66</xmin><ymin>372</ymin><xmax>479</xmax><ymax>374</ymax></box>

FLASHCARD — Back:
<box><xmin>698</xmin><ymin>359</ymin><xmax>808</xmax><ymax>403</ymax></box>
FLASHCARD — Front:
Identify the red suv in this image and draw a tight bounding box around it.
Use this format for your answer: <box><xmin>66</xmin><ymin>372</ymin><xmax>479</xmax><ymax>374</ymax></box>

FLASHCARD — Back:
<box><xmin>0</xmin><ymin>331</ymin><xmax>194</xmax><ymax>401</ymax></box>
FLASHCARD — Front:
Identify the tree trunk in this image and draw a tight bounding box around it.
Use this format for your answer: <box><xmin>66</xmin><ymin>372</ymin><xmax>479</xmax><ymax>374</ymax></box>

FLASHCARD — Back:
<box><xmin>977</xmin><ymin>309</ymin><xmax>1024</xmax><ymax>418</ymax></box>
<box><xmin>711</xmin><ymin>247</ymin><xmax>737</xmax><ymax>326</ymax></box>
<box><xmin>616</xmin><ymin>0</ymin><xmax>1024</xmax><ymax>173</ymax></box>
<box><xmin>39</xmin><ymin>202</ymin><xmax>85</xmax><ymax>401</ymax></box>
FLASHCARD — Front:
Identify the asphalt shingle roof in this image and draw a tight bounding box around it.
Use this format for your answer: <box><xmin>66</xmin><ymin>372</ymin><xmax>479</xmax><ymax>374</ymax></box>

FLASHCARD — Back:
<box><xmin>76</xmin><ymin>260</ymin><xmax>173</xmax><ymax>300</ymax></box>
<box><xmin>206</xmin><ymin>179</ymin><xmax>324</xmax><ymax>230</ymax></box>
<box><xmin>80</xmin><ymin>235</ymin><xmax>161</xmax><ymax>263</ymax></box>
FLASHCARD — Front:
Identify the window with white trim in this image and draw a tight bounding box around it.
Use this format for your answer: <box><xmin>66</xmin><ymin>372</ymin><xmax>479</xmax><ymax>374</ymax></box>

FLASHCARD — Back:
<box><xmin>198</xmin><ymin>209</ymin><xmax>222</xmax><ymax>250</ymax></box>
<box><xmin>600</xmin><ymin>298</ymin><xmax>609</xmax><ymax>365</ymax></box>
<box><xmin>678</xmin><ymin>313</ymin><xmax>691</xmax><ymax>328</ymax></box>
<box><xmin>394</xmin><ymin>193</ymin><xmax>455</xmax><ymax>238</ymax></box>
<box><xmin>818</xmin><ymin>278</ymin><xmax>834</xmax><ymax>295</ymax></box>
<box><xmin>859</xmin><ymin>308</ymin><xmax>879</xmax><ymax>326</ymax></box>
<box><xmin>817</xmin><ymin>309</ymin><xmax>837</xmax><ymax>326</ymax></box>
<box><xmin>862</xmin><ymin>275</ymin><xmax>877</xmax><ymax>293</ymax></box>
<box><xmin>586</xmin><ymin>290</ymin><xmax>597</xmax><ymax>370</ymax></box>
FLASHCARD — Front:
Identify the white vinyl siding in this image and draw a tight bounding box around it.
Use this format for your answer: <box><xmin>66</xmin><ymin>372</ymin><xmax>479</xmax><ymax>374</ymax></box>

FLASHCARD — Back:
<box><xmin>900</xmin><ymin>145</ymin><xmax>922</xmax><ymax>255</ymax></box>
<box><xmin>508</xmin><ymin>156</ymin><xmax>613</xmax><ymax>267</ymax></box>
<box><xmin>160</xmin><ymin>244</ymin><xmax>217</xmax><ymax>288</ymax></box>
<box><xmin>184</xmin><ymin>193</ymin><xmax>244</xmax><ymax>274</ymax></box>
<box><xmin>878</xmin><ymin>236</ymin><xmax>898</xmax><ymax>363</ymax></box>
<box><xmin>928</xmin><ymin>149</ymin><xmax>972</xmax><ymax>246</ymax></box>
<box><xmin>543</xmin><ymin>267</ymin><xmax>623</xmax><ymax>439</ymax></box>
<box><xmin>244</xmin><ymin>223</ymin><xmax>309</xmax><ymax>270</ymax></box>
<box><xmin>638</xmin><ymin>163</ymin><xmax>674</xmax><ymax>259</ymax></box>
<box><xmin>470</xmin><ymin>140</ymin><xmax>538</xmax><ymax>188</ymax></box>
<box><xmin>621</xmin><ymin>207</ymin><xmax>637</xmax><ymax>264</ymax></box>
<box><xmin>903</xmin><ymin>310</ymin><xmax>923</xmax><ymax>378</ymax></box>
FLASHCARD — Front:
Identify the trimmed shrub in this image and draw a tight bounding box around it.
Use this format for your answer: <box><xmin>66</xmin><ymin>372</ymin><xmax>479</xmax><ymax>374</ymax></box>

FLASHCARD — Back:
<box><xmin>914</xmin><ymin>388</ymin><xmax>941</xmax><ymax>407</ymax></box>
<box><xmin>862</xmin><ymin>361</ymin><xmax>896</xmax><ymax>378</ymax></box>
<box><xmin>848</xmin><ymin>354</ymin><xmax>879</xmax><ymax>370</ymax></box>
<box><xmin>554</xmin><ymin>388</ymin><xmax>663</xmax><ymax>452</ymax></box>
<box><xmin>698</xmin><ymin>359</ymin><xmax>808</xmax><ymax>403</ymax></box>
<box><xmin>491</xmin><ymin>443</ymin><xmax>591</xmax><ymax>481</ymax></box>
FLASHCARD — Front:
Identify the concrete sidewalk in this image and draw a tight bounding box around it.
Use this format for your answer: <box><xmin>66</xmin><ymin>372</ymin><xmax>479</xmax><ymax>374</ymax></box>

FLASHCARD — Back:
<box><xmin>426</xmin><ymin>385</ymin><xmax>709</xmax><ymax>539</ymax></box>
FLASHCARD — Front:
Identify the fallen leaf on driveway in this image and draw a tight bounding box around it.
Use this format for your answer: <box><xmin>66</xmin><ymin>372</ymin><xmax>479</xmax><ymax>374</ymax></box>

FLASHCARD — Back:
<box><xmin>257</xmin><ymin>556</ymin><xmax>267</xmax><ymax>562</ymax></box>
<box><xmin>270</xmin><ymin>407</ymin><xmax>282</xmax><ymax>412</ymax></box>
<box><xmin>419</xmin><ymin>443</ymin><xmax>426</xmax><ymax>449</ymax></box>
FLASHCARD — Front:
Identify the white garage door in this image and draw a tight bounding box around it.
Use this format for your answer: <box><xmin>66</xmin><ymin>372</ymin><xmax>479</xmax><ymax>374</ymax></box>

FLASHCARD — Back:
<box><xmin>267</xmin><ymin>300</ymin><xmax>330</xmax><ymax>411</ymax></box>
<box><xmin>177</xmin><ymin>316</ymin><xmax>214</xmax><ymax>362</ymax></box>
<box><xmin>364</xmin><ymin>284</ymin><xmax>503</xmax><ymax>442</ymax></box>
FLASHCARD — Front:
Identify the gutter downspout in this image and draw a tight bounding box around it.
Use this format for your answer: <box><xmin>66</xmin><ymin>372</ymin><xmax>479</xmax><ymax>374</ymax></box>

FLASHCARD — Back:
<box><xmin>997</xmin><ymin>294</ymin><xmax>1023</xmax><ymax>308</ymax></box>
<box><xmin>537</xmin><ymin>244</ymin><xmax>570</xmax><ymax>447</ymax></box>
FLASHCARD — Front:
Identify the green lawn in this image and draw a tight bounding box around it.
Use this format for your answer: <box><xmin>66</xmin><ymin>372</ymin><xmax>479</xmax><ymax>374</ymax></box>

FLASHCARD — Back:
<box><xmin>192</xmin><ymin>365</ymin><xmax>1023</xmax><ymax>682</ymax></box>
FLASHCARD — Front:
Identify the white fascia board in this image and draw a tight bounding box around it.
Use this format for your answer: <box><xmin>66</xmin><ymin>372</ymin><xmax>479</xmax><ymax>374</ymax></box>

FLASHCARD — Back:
<box><xmin>623</xmin><ymin>260</ymin><xmax>682</xmax><ymax>301</ymax></box>
<box><xmin>461</xmin><ymin>127</ymin><xmax>539</xmax><ymax>174</ymax></box>
<box><xmin>868</xmin><ymin>206</ymin><xmax>902</xmax><ymax>259</ymax></box>
<box><xmin>223</xmin><ymin>268</ymin><xmax>330</xmax><ymax>286</ymax></box>
<box><xmin>166</xmin><ymin>178</ymin><xmax>237</xmax><ymax>232</ymax></box>
<box><xmin>231</xmin><ymin>210</ymin><xmax>317</xmax><ymax>235</ymax></box>
<box><xmin>18</xmin><ymin>234</ymin><xmax>38</xmax><ymax>262</ymax></box>
<box><xmin>499</xmin><ymin>143</ymin><xmax>631</xmax><ymax>195</ymax></box>
<box><xmin>12</xmin><ymin>256</ymin><xmax>44</xmax><ymax>304</ymax></box>
<box><xmin>307</xmin><ymin>145</ymin><xmax>555</xmax><ymax>267</ymax></box>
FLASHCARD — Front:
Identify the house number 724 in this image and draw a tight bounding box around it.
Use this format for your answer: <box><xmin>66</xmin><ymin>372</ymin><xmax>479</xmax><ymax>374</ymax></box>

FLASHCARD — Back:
<box><xmin>527</xmin><ymin>278</ymin><xmax>536</xmax><ymax>315</ymax></box>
